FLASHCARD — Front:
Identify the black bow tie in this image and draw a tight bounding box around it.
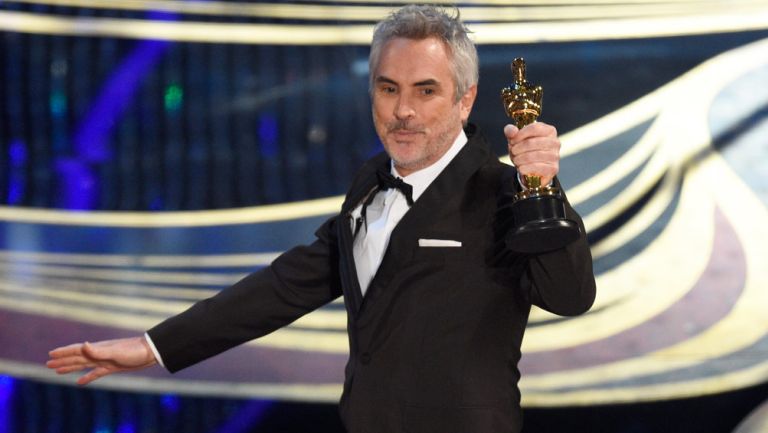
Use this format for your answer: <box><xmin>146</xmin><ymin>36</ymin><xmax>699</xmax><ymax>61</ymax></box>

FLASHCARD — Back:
<box><xmin>353</xmin><ymin>168</ymin><xmax>415</xmax><ymax>237</ymax></box>
<box><xmin>376</xmin><ymin>168</ymin><xmax>414</xmax><ymax>206</ymax></box>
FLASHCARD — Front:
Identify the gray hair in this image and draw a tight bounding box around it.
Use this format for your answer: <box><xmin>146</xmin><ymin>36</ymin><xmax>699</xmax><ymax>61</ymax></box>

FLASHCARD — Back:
<box><xmin>369</xmin><ymin>5</ymin><xmax>479</xmax><ymax>102</ymax></box>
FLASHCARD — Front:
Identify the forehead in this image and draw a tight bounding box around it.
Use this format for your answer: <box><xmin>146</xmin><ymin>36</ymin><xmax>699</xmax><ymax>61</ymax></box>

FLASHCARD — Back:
<box><xmin>375</xmin><ymin>37</ymin><xmax>454</xmax><ymax>84</ymax></box>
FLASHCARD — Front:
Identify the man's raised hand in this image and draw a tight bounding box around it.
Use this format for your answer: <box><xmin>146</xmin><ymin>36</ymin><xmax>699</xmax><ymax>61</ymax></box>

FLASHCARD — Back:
<box><xmin>505</xmin><ymin>122</ymin><xmax>561</xmax><ymax>187</ymax></box>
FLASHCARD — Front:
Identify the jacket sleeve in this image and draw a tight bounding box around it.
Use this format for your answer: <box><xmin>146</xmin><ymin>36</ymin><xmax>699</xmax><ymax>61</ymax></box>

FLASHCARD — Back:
<box><xmin>523</xmin><ymin>181</ymin><xmax>596</xmax><ymax>316</ymax></box>
<box><xmin>146</xmin><ymin>216</ymin><xmax>343</xmax><ymax>373</ymax></box>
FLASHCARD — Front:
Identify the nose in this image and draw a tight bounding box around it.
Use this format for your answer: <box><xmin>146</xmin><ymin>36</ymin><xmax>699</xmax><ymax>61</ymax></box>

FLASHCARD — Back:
<box><xmin>394</xmin><ymin>95</ymin><xmax>415</xmax><ymax>120</ymax></box>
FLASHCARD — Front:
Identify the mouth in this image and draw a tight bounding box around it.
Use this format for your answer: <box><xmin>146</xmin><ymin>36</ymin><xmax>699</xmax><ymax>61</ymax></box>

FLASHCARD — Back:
<box><xmin>390</xmin><ymin>129</ymin><xmax>423</xmax><ymax>139</ymax></box>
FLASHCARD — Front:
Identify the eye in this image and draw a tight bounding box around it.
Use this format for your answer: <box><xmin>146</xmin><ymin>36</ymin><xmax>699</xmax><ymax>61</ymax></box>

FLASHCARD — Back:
<box><xmin>421</xmin><ymin>87</ymin><xmax>435</xmax><ymax>96</ymax></box>
<box><xmin>379</xmin><ymin>85</ymin><xmax>397</xmax><ymax>94</ymax></box>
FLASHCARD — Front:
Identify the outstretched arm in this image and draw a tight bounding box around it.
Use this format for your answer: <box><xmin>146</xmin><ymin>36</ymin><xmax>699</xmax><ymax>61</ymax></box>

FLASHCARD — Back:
<box><xmin>47</xmin><ymin>216</ymin><xmax>342</xmax><ymax>380</ymax></box>
<box><xmin>46</xmin><ymin>336</ymin><xmax>158</xmax><ymax>385</ymax></box>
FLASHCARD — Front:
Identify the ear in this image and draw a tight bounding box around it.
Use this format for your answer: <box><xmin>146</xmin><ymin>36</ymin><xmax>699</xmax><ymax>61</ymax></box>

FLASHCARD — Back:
<box><xmin>459</xmin><ymin>84</ymin><xmax>478</xmax><ymax>123</ymax></box>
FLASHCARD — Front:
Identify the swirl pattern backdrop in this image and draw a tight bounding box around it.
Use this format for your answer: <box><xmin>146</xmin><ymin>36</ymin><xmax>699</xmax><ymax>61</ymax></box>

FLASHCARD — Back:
<box><xmin>1</xmin><ymin>1</ymin><xmax>767</xmax><ymax>432</ymax></box>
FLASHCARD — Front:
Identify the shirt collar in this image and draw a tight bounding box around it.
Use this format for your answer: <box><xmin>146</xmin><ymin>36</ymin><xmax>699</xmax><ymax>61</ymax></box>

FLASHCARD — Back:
<box><xmin>391</xmin><ymin>129</ymin><xmax>468</xmax><ymax>202</ymax></box>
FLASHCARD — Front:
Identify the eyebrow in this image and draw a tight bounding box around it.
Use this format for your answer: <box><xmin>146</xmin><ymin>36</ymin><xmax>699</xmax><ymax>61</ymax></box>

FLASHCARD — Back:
<box><xmin>375</xmin><ymin>76</ymin><xmax>441</xmax><ymax>87</ymax></box>
<box><xmin>414</xmin><ymin>79</ymin><xmax>440</xmax><ymax>87</ymax></box>
<box><xmin>375</xmin><ymin>76</ymin><xmax>397</xmax><ymax>85</ymax></box>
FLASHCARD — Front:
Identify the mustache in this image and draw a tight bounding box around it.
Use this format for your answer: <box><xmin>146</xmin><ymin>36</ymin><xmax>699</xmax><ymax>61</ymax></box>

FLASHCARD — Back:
<box><xmin>387</xmin><ymin>120</ymin><xmax>425</xmax><ymax>133</ymax></box>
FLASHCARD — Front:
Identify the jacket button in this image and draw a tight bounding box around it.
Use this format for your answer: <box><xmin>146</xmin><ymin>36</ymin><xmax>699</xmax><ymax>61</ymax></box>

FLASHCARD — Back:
<box><xmin>360</xmin><ymin>352</ymin><xmax>371</xmax><ymax>365</ymax></box>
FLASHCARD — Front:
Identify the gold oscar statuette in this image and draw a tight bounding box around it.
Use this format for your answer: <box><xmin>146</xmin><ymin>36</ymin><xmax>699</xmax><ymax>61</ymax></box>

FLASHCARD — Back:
<box><xmin>498</xmin><ymin>58</ymin><xmax>579</xmax><ymax>254</ymax></box>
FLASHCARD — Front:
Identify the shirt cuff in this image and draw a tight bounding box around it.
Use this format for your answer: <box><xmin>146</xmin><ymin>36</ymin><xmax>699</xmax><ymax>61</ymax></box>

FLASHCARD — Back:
<box><xmin>144</xmin><ymin>332</ymin><xmax>165</xmax><ymax>368</ymax></box>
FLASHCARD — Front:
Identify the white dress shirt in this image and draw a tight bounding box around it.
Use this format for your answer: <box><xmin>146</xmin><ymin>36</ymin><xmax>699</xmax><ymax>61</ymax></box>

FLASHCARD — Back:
<box><xmin>352</xmin><ymin>130</ymin><xmax>468</xmax><ymax>295</ymax></box>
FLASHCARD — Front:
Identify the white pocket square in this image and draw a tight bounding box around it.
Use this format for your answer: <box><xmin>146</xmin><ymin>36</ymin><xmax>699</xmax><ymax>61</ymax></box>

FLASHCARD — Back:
<box><xmin>418</xmin><ymin>238</ymin><xmax>462</xmax><ymax>247</ymax></box>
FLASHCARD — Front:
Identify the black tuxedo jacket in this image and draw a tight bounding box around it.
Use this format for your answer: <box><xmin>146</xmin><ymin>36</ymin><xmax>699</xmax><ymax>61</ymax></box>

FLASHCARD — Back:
<box><xmin>148</xmin><ymin>124</ymin><xmax>596</xmax><ymax>433</ymax></box>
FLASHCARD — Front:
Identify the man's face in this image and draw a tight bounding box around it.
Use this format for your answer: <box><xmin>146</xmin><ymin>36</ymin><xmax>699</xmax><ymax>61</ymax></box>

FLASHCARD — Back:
<box><xmin>372</xmin><ymin>37</ymin><xmax>477</xmax><ymax>177</ymax></box>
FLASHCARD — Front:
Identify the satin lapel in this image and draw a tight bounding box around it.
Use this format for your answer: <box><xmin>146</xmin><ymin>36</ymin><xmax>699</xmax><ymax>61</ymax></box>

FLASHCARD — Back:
<box><xmin>337</xmin><ymin>154</ymin><xmax>389</xmax><ymax>316</ymax></box>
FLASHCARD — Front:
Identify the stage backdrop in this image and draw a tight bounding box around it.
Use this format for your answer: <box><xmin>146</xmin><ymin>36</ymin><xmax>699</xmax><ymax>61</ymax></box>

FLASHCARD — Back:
<box><xmin>0</xmin><ymin>0</ymin><xmax>767</xmax><ymax>417</ymax></box>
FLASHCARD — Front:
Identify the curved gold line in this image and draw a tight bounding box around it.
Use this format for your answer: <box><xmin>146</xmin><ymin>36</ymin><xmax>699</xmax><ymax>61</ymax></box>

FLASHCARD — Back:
<box><xmin>580</xmin><ymin>147</ymin><xmax>667</xmax><ymax>233</ymax></box>
<box><xmin>0</xmin><ymin>280</ymin><xmax>348</xmax><ymax>330</ymax></box>
<box><xmin>584</xmin><ymin>40</ymin><xmax>768</xmax><ymax>253</ymax></box>
<box><xmin>312</xmin><ymin>0</ymin><xmax>756</xmax><ymax>4</ymax></box>
<box><xmin>4</xmin><ymin>0</ymin><xmax>758</xmax><ymax>22</ymax></box>
<box><xmin>0</xmin><ymin>22</ymin><xmax>765</xmax><ymax>404</ymax></box>
<box><xmin>526</xmin><ymin>36</ymin><xmax>768</xmax><ymax>348</ymax></box>
<box><xmin>536</xmin><ymin>163</ymin><xmax>680</xmax><ymax>305</ymax></box>
<box><xmin>1</xmin><ymin>9</ymin><xmax>767</xmax><ymax>46</ymax></box>
<box><xmin>578</xmin><ymin>38</ymin><xmax>768</xmax><ymax>232</ymax></box>
<box><xmin>0</xmin><ymin>292</ymin><xmax>350</xmax><ymax>351</ymax></box>
<box><xmin>5</xmin><ymin>356</ymin><xmax>768</xmax><ymax>404</ymax></box>
<box><xmin>0</xmin><ymin>359</ymin><xmax>343</xmax><ymax>402</ymax></box>
<box><xmin>0</xmin><ymin>196</ymin><xmax>342</xmax><ymax>227</ymax></box>
<box><xmin>494</xmin><ymin>108</ymin><xmax>663</xmax><ymax>209</ymax></box>
<box><xmin>0</xmin><ymin>262</ymin><xmax>243</xmax><ymax>286</ymax></box>
<box><xmin>0</xmin><ymin>11</ymin><xmax>375</xmax><ymax>44</ymax></box>
<box><xmin>0</xmin><ymin>31</ymin><xmax>762</xmax><ymax>235</ymax></box>
<box><xmin>3</xmin><ymin>267</ymin><xmax>345</xmax><ymax>304</ymax></box>
<box><xmin>471</xmin><ymin>11</ymin><xmax>768</xmax><ymax>44</ymax></box>
<box><xmin>139</xmin><ymin>253</ymin><xmax>278</xmax><ymax>267</ymax></box>
<box><xmin>560</xmin><ymin>35</ymin><xmax>768</xmax><ymax>159</ymax></box>
<box><xmin>558</xmin><ymin>96</ymin><xmax>659</xmax><ymax>158</ymax></box>
<box><xmin>488</xmin><ymin>153</ymin><xmax>768</xmax><ymax>401</ymax></box>
<box><xmin>4</xmin><ymin>146</ymin><xmax>765</xmax><ymax>402</ymax></box>
<box><xmin>0</xmin><ymin>39</ymin><xmax>763</xmax><ymax>229</ymax></box>
<box><xmin>6</xmin><ymin>0</ymin><xmax>398</xmax><ymax>21</ymax></box>
<box><xmin>589</xmin><ymin>163</ymin><xmax>680</xmax><ymax>260</ymax></box>
<box><xmin>39</xmin><ymin>276</ymin><xmax>220</xmax><ymax>300</ymax></box>
<box><xmin>524</xmin><ymin>161</ymin><xmax>714</xmax><ymax>350</ymax></box>
<box><xmin>565</xmin><ymin>119</ymin><xmax>661</xmax><ymax>205</ymax></box>
<box><xmin>0</xmin><ymin>293</ymin><xmax>160</xmax><ymax>331</ymax></box>
<box><xmin>648</xmin><ymin>154</ymin><xmax>768</xmax><ymax>369</ymax></box>
<box><xmin>0</xmin><ymin>250</ymin><xmax>280</xmax><ymax>268</ymax></box>
<box><xmin>0</xmin><ymin>282</ymin><xmax>196</xmax><ymax>315</ymax></box>
<box><xmin>522</xmin><ymin>359</ymin><xmax>768</xmax><ymax>406</ymax></box>
<box><xmin>527</xmin><ymin>36</ymin><xmax>768</xmax><ymax>371</ymax></box>
<box><xmin>4</xmin><ymin>355</ymin><xmax>767</xmax><ymax>405</ymax></box>
<box><xmin>8</xmin><ymin>0</ymin><xmax>746</xmax><ymax>16</ymax></box>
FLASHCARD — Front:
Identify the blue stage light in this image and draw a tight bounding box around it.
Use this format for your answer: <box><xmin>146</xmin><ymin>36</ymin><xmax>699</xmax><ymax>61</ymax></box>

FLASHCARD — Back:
<box><xmin>9</xmin><ymin>140</ymin><xmax>27</xmax><ymax>165</ymax></box>
<box><xmin>214</xmin><ymin>400</ymin><xmax>272</xmax><ymax>433</ymax></box>
<box><xmin>53</xmin><ymin>158</ymin><xmax>98</xmax><ymax>210</ymax></box>
<box><xmin>0</xmin><ymin>375</ymin><xmax>16</xmax><ymax>433</ymax></box>
<box><xmin>259</xmin><ymin>115</ymin><xmax>279</xmax><ymax>158</ymax></box>
<box><xmin>7</xmin><ymin>140</ymin><xmax>26</xmax><ymax>204</ymax></box>
<box><xmin>160</xmin><ymin>394</ymin><xmax>180</xmax><ymax>413</ymax></box>
<box><xmin>116</xmin><ymin>422</ymin><xmax>136</xmax><ymax>433</ymax></box>
<box><xmin>73</xmin><ymin>39</ymin><xmax>171</xmax><ymax>164</ymax></box>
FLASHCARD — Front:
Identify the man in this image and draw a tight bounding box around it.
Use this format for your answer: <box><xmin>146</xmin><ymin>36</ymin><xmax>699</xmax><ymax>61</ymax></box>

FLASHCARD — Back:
<box><xmin>47</xmin><ymin>5</ymin><xmax>595</xmax><ymax>433</ymax></box>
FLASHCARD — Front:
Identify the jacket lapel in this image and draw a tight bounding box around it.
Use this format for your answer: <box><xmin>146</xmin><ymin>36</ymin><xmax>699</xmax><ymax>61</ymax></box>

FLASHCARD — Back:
<box><xmin>337</xmin><ymin>154</ymin><xmax>389</xmax><ymax>316</ymax></box>
<box><xmin>360</xmin><ymin>126</ymin><xmax>492</xmax><ymax>313</ymax></box>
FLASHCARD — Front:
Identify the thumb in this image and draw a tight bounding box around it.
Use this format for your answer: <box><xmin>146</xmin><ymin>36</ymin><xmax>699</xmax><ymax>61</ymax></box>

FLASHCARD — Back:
<box><xmin>504</xmin><ymin>124</ymin><xmax>519</xmax><ymax>138</ymax></box>
<box><xmin>82</xmin><ymin>341</ymin><xmax>105</xmax><ymax>361</ymax></box>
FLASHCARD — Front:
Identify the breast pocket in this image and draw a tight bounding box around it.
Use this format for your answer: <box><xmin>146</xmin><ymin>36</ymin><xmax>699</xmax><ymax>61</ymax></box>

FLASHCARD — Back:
<box><xmin>412</xmin><ymin>236</ymin><xmax>465</xmax><ymax>263</ymax></box>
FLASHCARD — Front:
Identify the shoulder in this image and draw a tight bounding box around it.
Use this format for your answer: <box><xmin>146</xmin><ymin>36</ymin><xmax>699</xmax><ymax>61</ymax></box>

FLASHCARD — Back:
<box><xmin>464</xmin><ymin>123</ymin><xmax>517</xmax><ymax>188</ymax></box>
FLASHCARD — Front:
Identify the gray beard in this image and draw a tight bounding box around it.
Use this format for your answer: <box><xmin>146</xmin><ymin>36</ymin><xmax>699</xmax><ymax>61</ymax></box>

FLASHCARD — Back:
<box><xmin>389</xmin><ymin>123</ymin><xmax>461</xmax><ymax>173</ymax></box>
